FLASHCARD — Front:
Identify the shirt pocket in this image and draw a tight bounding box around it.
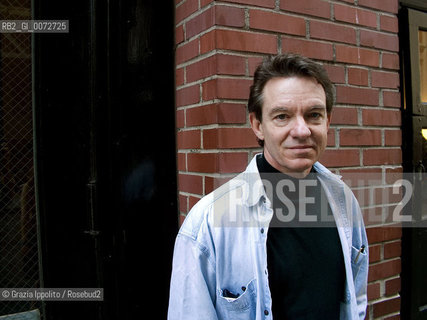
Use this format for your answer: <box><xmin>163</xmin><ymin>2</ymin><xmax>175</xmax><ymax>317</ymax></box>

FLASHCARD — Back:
<box><xmin>351</xmin><ymin>245</ymin><xmax>367</xmax><ymax>280</ymax></box>
<box><xmin>216</xmin><ymin>278</ymin><xmax>257</xmax><ymax>319</ymax></box>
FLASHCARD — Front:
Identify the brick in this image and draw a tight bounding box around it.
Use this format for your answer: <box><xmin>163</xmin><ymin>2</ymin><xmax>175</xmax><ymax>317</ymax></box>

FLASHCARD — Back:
<box><xmin>216</xmin><ymin>103</ymin><xmax>248</xmax><ymax>124</ymax></box>
<box><xmin>189</xmin><ymin>195</ymin><xmax>202</xmax><ymax>210</ymax></box>
<box><xmin>385</xmin><ymin>277</ymin><xmax>401</xmax><ymax>296</ymax></box>
<box><xmin>358</xmin><ymin>0</ymin><xmax>398</xmax><ymax>14</ymax></box>
<box><xmin>369</xmin><ymin>244</ymin><xmax>381</xmax><ymax>263</ymax></box>
<box><xmin>323</xmin><ymin>64</ymin><xmax>345</xmax><ymax>84</ymax></box>
<box><xmin>179</xmin><ymin>173</ymin><xmax>203</xmax><ymax>194</ymax></box>
<box><xmin>185</xmin><ymin>7</ymin><xmax>215</xmax><ymax>40</ymax></box>
<box><xmin>176</xmin><ymin>0</ymin><xmax>199</xmax><ymax>23</ymax></box>
<box><xmin>348</xmin><ymin>68</ymin><xmax>369</xmax><ymax>86</ymax></box>
<box><xmin>354</xmin><ymin>48</ymin><xmax>381</xmax><ymax>68</ymax></box>
<box><xmin>176</xmin><ymin>25</ymin><xmax>184</xmax><ymax>44</ymax></box>
<box><xmin>218</xmin><ymin>152</ymin><xmax>248</xmax><ymax>173</ymax></box>
<box><xmin>176</xmin><ymin>109</ymin><xmax>185</xmax><ymax>128</ymax></box>
<box><xmin>368</xmin><ymin>283</ymin><xmax>381</xmax><ymax>301</ymax></box>
<box><xmin>340</xmin><ymin>167</ymin><xmax>382</xmax><ymax>187</ymax></box>
<box><xmin>250</xmin><ymin>10</ymin><xmax>306</xmax><ymax>36</ymax></box>
<box><xmin>176</xmin><ymin>38</ymin><xmax>199</xmax><ymax>64</ymax></box>
<box><xmin>282</xmin><ymin>37</ymin><xmax>333</xmax><ymax>61</ymax></box>
<box><xmin>319</xmin><ymin>149</ymin><xmax>360</xmax><ymax>167</ymax></box>
<box><xmin>384</xmin><ymin>240</ymin><xmax>401</xmax><ymax>259</ymax></box>
<box><xmin>383</xmin><ymin>91</ymin><xmax>401</xmax><ymax>108</ymax></box>
<box><xmin>185</xmin><ymin>105</ymin><xmax>215</xmax><ymax>126</ymax></box>
<box><xmin>176</xmin><ymin>84</ymin><xmax>200</xmax><ymax>107</ymax></box>
<box><xmin>200</xmin><ymin>29</ymin><xmax>216</xmax><ymax>53</ymax></box>
<box><xmin>362</xmin><ymin>109</ymin><xmax>401</xmax><ymax>126</ymax></box>
<box><xmin>220</xmin><ymin>0</ymin><xmax>275</xmax><ymax>8</ymax></box>
<box><xmin>187</xmin><ymin>153</ymin><xmax>217</xmax><ymax>173</ymax></box>
<box><xmin>327</xmin><ymin>129</ymin><xmax>335</xmax><ymax>146</ymax></box>
<box><xmin>385</xmin><ymin>183</ymin><xmax>404</xmax><ymax>204</ymax></box>
<box><xmin>177</xmin><ymin>129</ymin><xmax>201</xmax><ymax>149</ymax></box>
<box><xmin>310</xmin><ymin>20</ymin><xmax>357</xmax><ymax>45</ymax></box>
<box><xmin>177</xmin><ymin>153</ymin><xmax>186</xmax><ymax>171</ymax></box>
<box><xmin>176</xmin><ymin>67</ymin><xmax>184</xmax><ymax>86</ymax></box>
<box><xmin>366</xmin><ymin>225</ymin><xmax>401</xmax><ymax>244</ymax></box>
<box><xmin>373</xmin><ymin>186</ymin><xmax>404</xmax><ymax>206</ymax></box>
<box><xmin>373</xmin><ymin>296</ymin><xmax>401</xmax><ymax>318</ymax></box>
<box><xmin>385</xmin><ymin>167</ymin><xmax>403</xmax><ymax>184</ymax></box>
<box><xmin>382</xmin><ymin>53</ymin><xmax>400</xmax><ymax>70</ymax></box>
<box><xmin>334</xmin><ymin>4</ymin><xmax>377</xmax><ymax>29</ymax></box>
<box><xmin>353</xmin><ymin>188</ymin><xmax>372</xmax><ymax>208</ymax></box>
<box><xmin>280</xmin><ymin>0</ymin><xmax>331</xmax><ymax>19</ymax></box>
<box><xmin>340</xmin><ymin>129</ymin><xmax>381</xmax><ymax>146</ymax></box>
<box><xmin>381</xmin><ymin>15</ymin><xmax>399</xmax><ymax>33</ymax></box>
<box><xmin>186</xmin><ymin>103</ymin><xmax>246</xmax><ymax>126</ymax></box>
<box><xmin>186</xmin><ymin>55</ymin><xmax>217</xmax><ymax>83</ymax></box>
<box><xmin>368</xmin><ymin>259</ymin><xmax>401</xmax><ymax>282</ymax></box>
<box><xmin>248</xmin><ymin>56</ymin><xmax>264</xmax><ymax>76</ymax></box>
<box><xmin>374</xmin><ymin>185</ymin><xmax>403</xmax><ymax>206</ymax></box>
<box><xmin>215</xmin><ymin>5</ymin><xmax>245</xmax><ymax>28</ymax></box>
<box><xmin>201</xmin><ymin>29</ymin><xmax>277</xmax><ymax>55</ymax></box>
<box><xmin>335</xmin><ymin>45</ymin><xmax>379</xmax><ymax>67</ymax></box>
<box><xmin>179</xmin><ymin>194</ymin><xmax>188</xmax><ymax>213</ymax></box>
<box><xmin>371</xmin><ymin>71</ymin><xmax>400</xmax><ymax>89</ymax></box>
<box><xmin>187</xmin><ymin>152</ymin><xmax>248</xmax><ymax>173</ymax></box>
<box><xmin>330</xmin><ymin>107</ymin><xmax>358</xmax><ymax>125</ymax></box>
<box><xmin>335</xmin><ymin>86</ymin><xmax>379</xmax><ymax>106</ymax></box>
<box><xmin>385</xmin><ymin>130</ymin><xmax>402</xmax><ymax>146</ymax></box>
<box><xmin>363</xmin><ymin>206</ymin><xmax>384</xmax><ymax>226</ymax></box>
<box><xmin>356</xmin><ymin>9</ymin><xmax>379</xmax><ymax>29</ymax></box>
<box><xmin>203</xmin><ymin>128</ymin><xmax>259</xmax><ymax>149</ymax></box>
<box><xmin>186</xmin><ymin>54</ymin><xmax>246</xmax><ymax>83</ymax></box>
<box><xmin>216</xmin><ymin>54</ymin><xmax>247</xmax><ymax>75</ymax></box>
<box><xmin>202</xmin><ymin>78</ymin><xmax>252</xmax><ymax>101</ymax></box>
<box><xmin>363</xmin><ymin>148</ymin><xmax>402</xmax><ymax>166</ymax></box>
<box><xmin>200</xmin><ymin>0</ymin><xmax>214</xmax><ymax>7</ymax></box>
<box><xmin>360</xmin><ymin>30</ymin><xmax>399</xmax><ymax>52</ymax></box>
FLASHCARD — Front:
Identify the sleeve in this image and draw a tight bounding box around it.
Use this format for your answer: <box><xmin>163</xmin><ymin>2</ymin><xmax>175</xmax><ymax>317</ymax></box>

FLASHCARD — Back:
<box><xmin>168</xmin><ymin>233</ymin><xmax>218</xmax><ymax>320</ymax></box>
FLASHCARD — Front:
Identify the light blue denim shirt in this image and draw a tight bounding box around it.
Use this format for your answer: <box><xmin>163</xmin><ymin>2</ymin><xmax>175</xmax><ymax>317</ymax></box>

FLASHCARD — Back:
<box><xmin>168</xmin><ymin>155</ymin><xmax>368</xmax><ymax>320</ymax></box>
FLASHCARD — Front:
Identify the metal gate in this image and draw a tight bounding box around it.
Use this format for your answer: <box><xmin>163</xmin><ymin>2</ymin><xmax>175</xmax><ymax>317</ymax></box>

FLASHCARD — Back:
<box><xmin>0</xmin><ymin>0</ymin><xmax>42</xmax><ymax>317</ymax></box>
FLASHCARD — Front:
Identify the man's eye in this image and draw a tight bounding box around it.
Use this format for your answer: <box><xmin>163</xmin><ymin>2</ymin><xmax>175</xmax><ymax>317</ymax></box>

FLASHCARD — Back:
<box><xmin>309</xmin><ymin>112</ymin><xmax>322</xmax><ymax>119</ymax></box>
<box><xmin>276</xmin><ymin>114</ymin><xmax>288</xmax><ymax>120</ymax></box>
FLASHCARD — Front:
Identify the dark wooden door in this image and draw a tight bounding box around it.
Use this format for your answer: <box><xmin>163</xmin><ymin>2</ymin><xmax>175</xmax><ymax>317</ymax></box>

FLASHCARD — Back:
<box><xmin>34</xmin><ymin>1</ymin><xmax>177</xmax><ymax>319</ymax></box>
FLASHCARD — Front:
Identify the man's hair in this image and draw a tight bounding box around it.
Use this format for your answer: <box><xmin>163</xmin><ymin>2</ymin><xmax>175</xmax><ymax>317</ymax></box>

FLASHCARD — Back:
<box><xmin>248</xmin><ymin>53</ymin><xmax>334</xmax><ymax>123</ymax></box>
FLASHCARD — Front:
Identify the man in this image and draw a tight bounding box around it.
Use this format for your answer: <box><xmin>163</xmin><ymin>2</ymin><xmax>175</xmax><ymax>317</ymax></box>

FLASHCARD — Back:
<box><xmin>168</xmin><ymin>53</ymin><xmax>368</xmax><ymax>319</ymax></box>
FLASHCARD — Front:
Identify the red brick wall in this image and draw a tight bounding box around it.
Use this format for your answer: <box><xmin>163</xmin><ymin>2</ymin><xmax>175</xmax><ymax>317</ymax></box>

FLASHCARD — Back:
<box><xmin>175</xmin><ymin>0</ymin><xmax>402</xmax><ymax>318</ymax></box>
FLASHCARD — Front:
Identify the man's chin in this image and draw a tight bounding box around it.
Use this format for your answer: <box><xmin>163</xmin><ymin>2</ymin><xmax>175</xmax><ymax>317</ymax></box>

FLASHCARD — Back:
<box><xmin>285</xmin><ymin>159</ymin><xmax>316</xmax><ymax>174</ymax></box>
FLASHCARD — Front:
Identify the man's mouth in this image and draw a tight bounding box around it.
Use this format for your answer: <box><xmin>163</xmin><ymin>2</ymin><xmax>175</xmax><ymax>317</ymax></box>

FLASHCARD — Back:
<box><xmin>288</xmin><ymin>145</ymin><xmax>314</xmax><ymax>150</ymax></box>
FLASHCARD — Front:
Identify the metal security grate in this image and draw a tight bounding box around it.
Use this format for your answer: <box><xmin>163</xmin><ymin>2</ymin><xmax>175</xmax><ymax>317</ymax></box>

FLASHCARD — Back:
<box><xmin>0</xmin><ymin>0</ymin><xmax>42</xmax><ymax>317</ymax></box>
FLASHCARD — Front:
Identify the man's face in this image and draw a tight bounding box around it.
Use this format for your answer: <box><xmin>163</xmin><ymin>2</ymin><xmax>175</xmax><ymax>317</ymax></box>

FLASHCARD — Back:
<box><xmin>250</xmin><ymin>76</ymin><xmax>331</xmax><ymax>177</ymax></box>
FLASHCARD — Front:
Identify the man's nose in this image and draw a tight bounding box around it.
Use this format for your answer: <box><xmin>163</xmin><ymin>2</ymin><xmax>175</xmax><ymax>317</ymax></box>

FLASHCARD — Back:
<box><xmin>290</xmin><ymin>116</ymin><xmax>311</xmax><ymax>138</ymax></box>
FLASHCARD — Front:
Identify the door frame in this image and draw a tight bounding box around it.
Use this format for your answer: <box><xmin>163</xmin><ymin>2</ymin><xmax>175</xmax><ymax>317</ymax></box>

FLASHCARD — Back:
<box><xmin>399</xmin><ymin>3</ymin><xmax>427</xmax><ymax>319</ymax></box>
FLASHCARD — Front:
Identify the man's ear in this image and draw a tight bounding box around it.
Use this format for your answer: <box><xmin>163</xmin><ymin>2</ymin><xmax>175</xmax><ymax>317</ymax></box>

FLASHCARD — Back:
<box><xmin>249</xmin><ymin>112</ymin><xmax>264</xmax><ymax>141</ymax></box>
<box><xmin>326</xmin><ymin>113</ymin><xmax>331</xmax><ymax>131</ymax></box>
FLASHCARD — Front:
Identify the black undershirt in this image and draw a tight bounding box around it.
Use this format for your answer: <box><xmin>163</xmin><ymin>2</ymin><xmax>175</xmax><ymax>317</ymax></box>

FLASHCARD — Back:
<box><xmin>257</xmin><ymin>154</ymin><xmax>345</xmax><ymax>320</ymax></box>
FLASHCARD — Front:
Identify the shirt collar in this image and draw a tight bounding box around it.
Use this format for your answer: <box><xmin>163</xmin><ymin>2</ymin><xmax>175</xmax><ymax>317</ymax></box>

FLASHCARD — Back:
<box><xmin>241</xmin><ymin>153</ymin><xmax>266</xmax><ymax>207</ymax></box>
<box><xmin>241</xmin><ymin>154</ymin><xmax>342</xmax><ymax>207</ymax></box>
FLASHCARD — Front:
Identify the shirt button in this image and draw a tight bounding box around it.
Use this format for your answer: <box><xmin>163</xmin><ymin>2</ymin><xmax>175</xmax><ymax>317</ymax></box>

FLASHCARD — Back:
<box><xmin>241</xmin><ymin>286</ymin><xmax>246</xmax><ymax>292</ymax></box>
<box><xmin>260</xmin><ymin>228</ymin><xmax>264</xmax><ymax>234</ymax></box>
<box><xmin>264</xmin><ymin>310</ymin><xmax>269</xmax><ymax>316</ymax></box>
